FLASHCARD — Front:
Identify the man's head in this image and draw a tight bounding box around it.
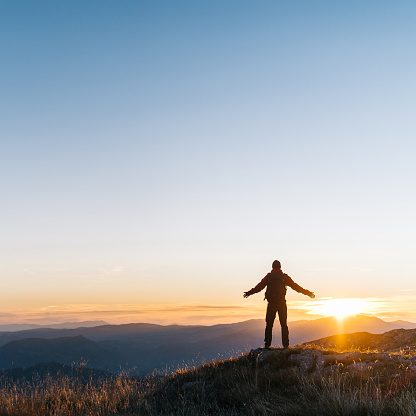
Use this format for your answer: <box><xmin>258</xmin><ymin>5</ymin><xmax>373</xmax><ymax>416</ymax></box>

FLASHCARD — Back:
<box><xmin>272</xmin><ymin>260</ymin><xmax>281</xmax><ymax>270</ymax></box>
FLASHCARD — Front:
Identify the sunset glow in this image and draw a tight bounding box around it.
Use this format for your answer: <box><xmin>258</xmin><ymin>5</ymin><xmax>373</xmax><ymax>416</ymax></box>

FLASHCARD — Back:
<box><xmin>311</xmin><ymin>298</ymin><xmax>367</xmax><ymax>320</ymax></box>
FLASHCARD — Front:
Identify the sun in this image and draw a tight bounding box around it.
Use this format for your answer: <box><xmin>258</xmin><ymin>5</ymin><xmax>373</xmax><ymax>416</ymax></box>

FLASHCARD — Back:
<box><xmin>314</xmin><ymin>298</ymin><xmax>366</xmax><ymax>320</ymax></box>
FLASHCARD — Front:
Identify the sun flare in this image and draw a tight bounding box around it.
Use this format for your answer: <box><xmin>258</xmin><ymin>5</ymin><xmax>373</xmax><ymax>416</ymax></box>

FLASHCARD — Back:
<box><xmin>313</xmin><ymin>298</ymin><xmax>367</xmax><ymax>320</ymax></box>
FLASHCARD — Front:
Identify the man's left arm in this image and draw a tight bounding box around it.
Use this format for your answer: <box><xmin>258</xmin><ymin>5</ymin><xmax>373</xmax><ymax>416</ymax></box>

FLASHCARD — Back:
<box><xmin>285</xmin><ymin>275</ymin><xmax>315</xmax><ymax>298</ymax></box>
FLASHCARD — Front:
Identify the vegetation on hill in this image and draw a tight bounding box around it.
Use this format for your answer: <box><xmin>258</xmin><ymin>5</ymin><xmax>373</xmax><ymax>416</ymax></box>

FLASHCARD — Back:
<box><xmin>1</xmin><ymin>344</ymin><xmax>416</xmax><ymax>415</ymax></box>
<box><xmin>303</xmin><ymin>328</ymin><xmax>416</xmax><ymax>353</ymax></box>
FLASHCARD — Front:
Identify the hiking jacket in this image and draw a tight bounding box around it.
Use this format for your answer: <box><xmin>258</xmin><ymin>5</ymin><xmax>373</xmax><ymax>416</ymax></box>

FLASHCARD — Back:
<box><xmin>245</xmin><ymin>269</ymin><xmax>313</xmax><ymax>302</ymax></box>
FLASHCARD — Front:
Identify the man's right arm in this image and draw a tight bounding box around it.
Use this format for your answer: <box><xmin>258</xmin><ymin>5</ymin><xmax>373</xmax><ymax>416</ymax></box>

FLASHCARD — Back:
<box><xmin>243</xmin><ymin>275</ymin><xmax>268</xmax><ymax>298</ymax></box>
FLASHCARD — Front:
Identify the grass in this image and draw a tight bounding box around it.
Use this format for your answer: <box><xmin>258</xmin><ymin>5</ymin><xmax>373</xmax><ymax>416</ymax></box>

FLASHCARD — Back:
<box><xmin>1</xmin><ymin>347</ymin><xmax>416</xmax><ymax>415</ymax></box>
<box><xmin>0</xmin><ymin>371</ymin><xmax>160</xmax><ymax>416</ymax></box>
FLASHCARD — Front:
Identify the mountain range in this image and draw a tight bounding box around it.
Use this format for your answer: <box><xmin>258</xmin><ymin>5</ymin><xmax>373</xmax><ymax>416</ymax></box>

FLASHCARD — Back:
<box><xmin>0</xmin><ymin>315</ymin><xmax>414</xmax><ymax>375</ymax></box>
<box><xmin>0</xmin><ymin>321</ymin><xmax>108</xmax><ymax>332</ymax></box>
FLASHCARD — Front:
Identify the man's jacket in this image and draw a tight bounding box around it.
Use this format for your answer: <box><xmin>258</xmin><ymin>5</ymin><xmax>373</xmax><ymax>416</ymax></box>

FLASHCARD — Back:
<box><xmin>245</xmin><ymin>269</ymin><xmax>313</xmax><ymax>303</ymax></box>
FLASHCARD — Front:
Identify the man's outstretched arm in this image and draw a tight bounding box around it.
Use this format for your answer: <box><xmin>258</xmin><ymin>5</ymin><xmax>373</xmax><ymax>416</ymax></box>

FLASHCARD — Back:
<box><xmin>284</xmin><ymin>275</ymin><xmax>315</xmax><ymax>298</ymax></box>
<box><xmin>243</xmin><ymin>276</ymin><xmax>268</xmax><ymax>298</ymax></box>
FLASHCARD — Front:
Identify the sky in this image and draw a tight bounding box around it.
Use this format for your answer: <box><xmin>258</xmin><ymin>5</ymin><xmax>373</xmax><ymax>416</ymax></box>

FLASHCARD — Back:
<box><xmin>1</xmin><ymin>1</ymin><xmax>415</xmax><ymax>326</ymax></box>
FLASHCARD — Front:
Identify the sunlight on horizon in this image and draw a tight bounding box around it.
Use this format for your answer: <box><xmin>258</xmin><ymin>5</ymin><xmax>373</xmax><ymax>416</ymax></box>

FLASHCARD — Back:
<box><xmin>310</xmin><ymin>298</ymin><xmax>369</xmax><ymax>321</ymax></box>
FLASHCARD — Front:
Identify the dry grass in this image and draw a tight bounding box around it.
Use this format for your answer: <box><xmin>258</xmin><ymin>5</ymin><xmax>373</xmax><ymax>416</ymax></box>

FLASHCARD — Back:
<box><xmin>139</xmin><ymin>351</ymin><xmax>416</xmax><ymax>416</ymax></box>
<box><xmin>0</xmin><ymin>372</ymin><xmax>160</xmax><ymax>416</ymax></box>
<box><xmin>1</xmin><ymin>348</ymin><xmax>416</xmax><ymax>415</ymax></box>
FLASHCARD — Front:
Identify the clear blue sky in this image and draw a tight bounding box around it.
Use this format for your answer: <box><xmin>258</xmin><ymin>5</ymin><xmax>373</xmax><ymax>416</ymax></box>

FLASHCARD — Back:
<box><xmin>1</xmin><ymin>1</ymin><xmax>415</xmax><ymax>324</ymax></box>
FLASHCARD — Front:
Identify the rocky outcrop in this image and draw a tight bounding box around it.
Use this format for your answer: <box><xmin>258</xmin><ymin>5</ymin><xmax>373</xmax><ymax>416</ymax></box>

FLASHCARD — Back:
<box><xmin>249</xmin><ymin>347</ymin><xmax>416</xmax><ymax>375</ymax></box>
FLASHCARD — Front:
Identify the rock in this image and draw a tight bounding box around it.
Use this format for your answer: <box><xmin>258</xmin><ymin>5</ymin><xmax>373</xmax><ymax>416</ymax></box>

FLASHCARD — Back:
<box><xmin>249</xmin><ymin>348</ymin><xmax>287</xmax><ymax>364</ymax></box>
<box><xmin>256</xmin><ymin>350</ymin><xmax>280</xmax><ymax>364</ymax></box>
<box><xmin>248</xmin><ymin>347</ymin><xmax>416</xmax><ymax>376</ymax></box>
<box><xmin>288</xmin><ymin>352</ymin><xmax>315</xmax><ymax>374</ymax></box>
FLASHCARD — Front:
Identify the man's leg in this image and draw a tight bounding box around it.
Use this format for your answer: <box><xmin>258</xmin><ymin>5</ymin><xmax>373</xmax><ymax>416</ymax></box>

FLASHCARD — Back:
<box><xmin>277</xmin><ymin>302</ymin><xmax>289</xmax><ymax>348</ymax></box>
<box><xmin>265</xmin><ymin>302</ymin><xmax>278</xmax><ymax>348</ymax></box>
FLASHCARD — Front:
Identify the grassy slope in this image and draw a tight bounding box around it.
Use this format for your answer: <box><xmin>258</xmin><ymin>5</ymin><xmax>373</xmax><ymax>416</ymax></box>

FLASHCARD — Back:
<box><xmin>140</xmin><ymin>348</ymin><xmax>416</xmax><ymax>416</ymax></box>
<box><xmin>2</xmin><ymin>346</ymin><xmax>416</xmax><ymax>416</ymax></box>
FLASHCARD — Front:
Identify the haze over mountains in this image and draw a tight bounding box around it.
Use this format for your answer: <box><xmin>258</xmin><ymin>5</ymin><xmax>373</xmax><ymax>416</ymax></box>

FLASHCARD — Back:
<box><xmin>0</xmin><ymin>315</ymin><xmax>414</xmax><ymax>375</ymax></box>
<box><xmin>0</xmin><ymin>321</ymin><xmax>108</xmax><ymax>332</ymax></box>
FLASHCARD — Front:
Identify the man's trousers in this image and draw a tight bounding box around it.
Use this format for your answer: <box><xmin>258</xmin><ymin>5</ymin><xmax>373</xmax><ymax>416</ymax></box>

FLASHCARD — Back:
<box><xmin>265</xmin><ymin>301</ymin><xmax>289</xmax><ymax>348</ymax></box>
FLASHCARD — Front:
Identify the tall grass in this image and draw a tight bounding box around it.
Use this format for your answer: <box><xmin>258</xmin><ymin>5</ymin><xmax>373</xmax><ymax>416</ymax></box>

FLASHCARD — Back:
<box><xmin>1</xmin><ymin>349</ymin><xmax>416</xmax><ymax>415</ymax></box>
<box><xmin>0</xmin><ymin>371</ymin><xmax>160</xmax><ymax>416</ymax></box>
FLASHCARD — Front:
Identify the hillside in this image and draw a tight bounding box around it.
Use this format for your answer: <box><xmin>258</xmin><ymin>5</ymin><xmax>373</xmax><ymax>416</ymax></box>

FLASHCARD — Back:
<box><xmin>141</xmin><ymin>346</ymin><xmax>416</xmax><ymax>415</ymax></box>
<box><xmin>2</xmin><ymin>342</ymin><xmax>416</xmax><ymax>415</ymax></box>
<box><xmin>302</xmin><ymin>328</ymin><xmax>416</xmax><ymax>352</ymax></box>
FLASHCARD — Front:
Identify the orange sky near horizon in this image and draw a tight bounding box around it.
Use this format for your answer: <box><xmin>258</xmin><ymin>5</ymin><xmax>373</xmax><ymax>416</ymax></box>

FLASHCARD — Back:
<box><xmin>1</xmin><ymin>296</ymin><xmax>415</xmax><ymax>327</ymax></box>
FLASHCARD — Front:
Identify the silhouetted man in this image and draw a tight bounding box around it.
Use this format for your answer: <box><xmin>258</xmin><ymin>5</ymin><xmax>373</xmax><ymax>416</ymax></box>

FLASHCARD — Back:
<box><xmin>244</xmin><ymin>260</ymin><xmax>315</xmax><ymax>349</ymax></box>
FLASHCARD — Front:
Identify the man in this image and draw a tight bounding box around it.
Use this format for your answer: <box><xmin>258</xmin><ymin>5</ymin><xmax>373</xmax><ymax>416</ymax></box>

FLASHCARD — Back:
<box><xmin>244</xmin><ymin>260</ymin><xmax>315</xmax><ymax>349</ymax></box>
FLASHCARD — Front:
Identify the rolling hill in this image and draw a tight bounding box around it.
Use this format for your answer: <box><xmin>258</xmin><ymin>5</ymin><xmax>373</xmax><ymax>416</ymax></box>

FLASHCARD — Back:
<box><xmin>302</xmin><ymin>328</ymin><xmax>416</xmax><ymax>352</ymax></box>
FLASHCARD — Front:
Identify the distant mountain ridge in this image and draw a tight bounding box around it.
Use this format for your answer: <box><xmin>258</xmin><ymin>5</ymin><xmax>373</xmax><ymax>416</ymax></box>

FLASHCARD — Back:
<box><xmin>0</xmin><ymin>336</ymin><xmax>113</xmax><ymax>370</ymax></box>
<box><xmin>0</xmin><ymin>315</ymin><xmax>414</xmax><ymax>375</ymax></box>
<box><xmin>0</xmin><ymin>321</ymin><xmax>108</xmax><ymax>332</ymax></box>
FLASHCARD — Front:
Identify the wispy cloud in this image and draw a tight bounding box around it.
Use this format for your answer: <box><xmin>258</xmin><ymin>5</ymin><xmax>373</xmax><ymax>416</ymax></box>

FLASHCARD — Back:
<box><xmin>0</xmin><ymin>303</ymin><xmax>264</xmax><ymax>326</ymax></box>
<box><xmin>98</xmin><ymin>266</ymin><xmax>124</xmax><ymax>278</ymax></box>
<box><xmin>349</xmin><ymin>267</ymin><xmax>375</xmax><ymax>272</ymax></box>
<box><xmin>0</xmin><ymin>312</ymin><xmax>15</xmax><ymax>318</ymax></box>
